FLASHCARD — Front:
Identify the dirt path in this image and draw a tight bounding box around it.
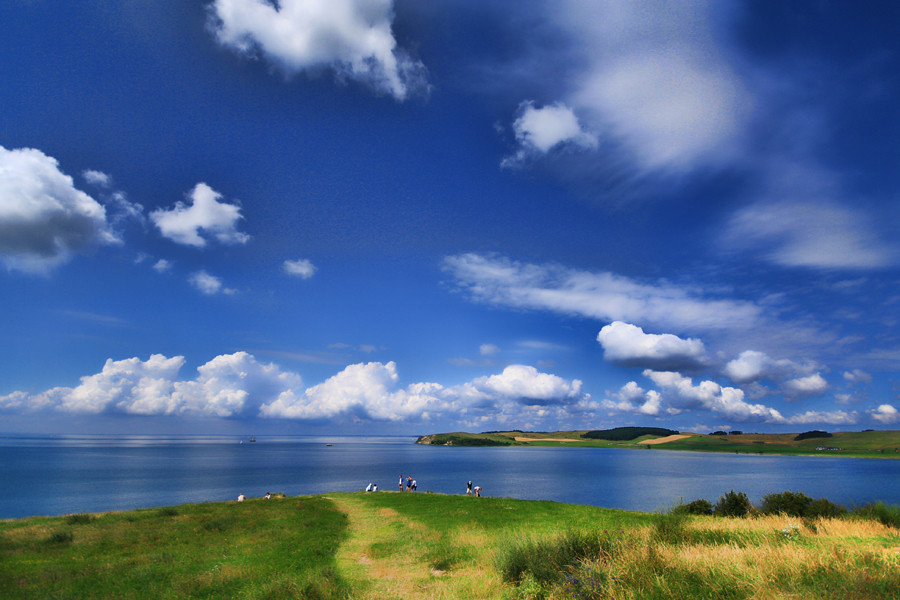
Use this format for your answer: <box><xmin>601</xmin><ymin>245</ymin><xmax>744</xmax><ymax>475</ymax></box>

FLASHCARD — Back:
<box><xmin>636</xmin><ymin>434</ymin><xmax>692</xmax><ymax>445</ymax></box>
<box><xmin>328</xmin><ymin>494</ymin><xmax>503</xmax><ymax>600</ymax></box>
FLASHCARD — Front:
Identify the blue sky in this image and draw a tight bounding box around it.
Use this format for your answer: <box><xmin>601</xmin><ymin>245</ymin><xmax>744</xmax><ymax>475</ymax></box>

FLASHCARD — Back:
<box><xmin>2</xmin><ymin>0</ymin><xmax>899</xmax><ymax>435</ymax></box>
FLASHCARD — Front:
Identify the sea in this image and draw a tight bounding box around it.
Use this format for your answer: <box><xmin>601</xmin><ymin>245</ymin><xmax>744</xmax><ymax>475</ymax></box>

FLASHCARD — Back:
<box><xmin>3</xmin><ymin>434</ymin><xmax>900</xmax><ymax>519</ymax></box>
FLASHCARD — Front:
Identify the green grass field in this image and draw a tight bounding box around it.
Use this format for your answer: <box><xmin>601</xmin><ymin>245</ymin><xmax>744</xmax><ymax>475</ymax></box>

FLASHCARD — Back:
<box><xmin>2</xmin><ymin>492</ymin><xmax>899</xmax><ymax>599</ymax></box>
<box><xmin>418</xmin><ymin>429</ymin><xmax>900</xmax><ymax>458</ymax></box>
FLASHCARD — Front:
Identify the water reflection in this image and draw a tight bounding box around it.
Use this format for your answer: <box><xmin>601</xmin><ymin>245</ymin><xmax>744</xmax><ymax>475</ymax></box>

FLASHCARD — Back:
<box><xmin>2</xmin><ymin>435</ymin><xmax>899</xmax><ymax>518</ymax></box>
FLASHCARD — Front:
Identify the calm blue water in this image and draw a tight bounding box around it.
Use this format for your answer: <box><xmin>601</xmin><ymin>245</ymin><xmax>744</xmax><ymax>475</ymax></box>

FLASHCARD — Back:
<box><xmin>2</xmin><ymin>434</ymin><xmax>899</xmax><ymax>519</ymax></box>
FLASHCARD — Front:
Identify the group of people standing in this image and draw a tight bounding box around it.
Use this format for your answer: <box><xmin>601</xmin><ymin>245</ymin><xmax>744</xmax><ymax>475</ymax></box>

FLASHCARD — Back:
<box><xmin>399</xmin><ymin>474</ymin><xmax>418</xmax><ymax>491</ymax></box>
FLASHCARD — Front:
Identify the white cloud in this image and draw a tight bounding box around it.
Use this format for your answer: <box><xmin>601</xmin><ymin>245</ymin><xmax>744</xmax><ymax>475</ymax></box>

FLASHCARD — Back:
<box><xmin>470</xmin><ymin>364</ymin><xmax>583</xmax><ymax>405</ymax></box>
<box><xmin>843</xmin><ymin>369</ymin><xmax>872</xmax><ymax>384</ymax></box>
<box><xmin>82</xmin><ymin>169</ymin><xmax>111</xmax><ymax>187</ymax></box>
<box><xmin>637</xmin><ymin>369</ymin><xmax>853</xmax><ymax>425</ymax></box>
<box><xmin>0</xmin><ymin>145</ymin><xmax>118</xmax><ymax>273</ymax></box>
<box><xmin>479</xmin><ymin>344</ymin><xmax>500</xmax><ymax>356</ymax></box>
<box><xmin>502</xmin><ymin>101</ymin><xmax>597</xmax><ymax>167</ymax></box>
<box><xmin>723</xmin><ymin>350</ymin><xmax>806</xmax><ymax>384</ymax></box>
<box><xmin>2</xmin><ymin>353</ymin><xmax>588</xmax><ymax>429</ymax></box>
<box><xmin>724</xmin><ymin>199</ymin><xmax>897</xmax><ymax>270</ymax></box>
<box><xmin>782</xmin><ymin>373</ymin><xmax>828</xmax><ymax>399</ymax></box>
<box><xmin>644</xmin><ymin>369</ymin><xmax>786</xmax><ymax>423</ymax></box>
<box><xmin>208</xmin><ymin>0</ymin><xmax>428</xmax><ymax>100</ymax></box>
<box><xmin>443</xmin><ymin>253</ymin><xmax>761</xmax><ymax>333</ymax></box>
<box><xmin>150</xmin><ymin>183</ymin><xmax>250</xmax><ymax>247</ymax></box>
<box><xmin>189</xmin><ymin>270</ymin><xmax>236</xmax><ymax>295</ymax></box>
<box><xmin>153</xmin><ymin>259</ymin><xmax>172</xmax><ymax>273</ymax></box>
<box><xmin>601</xmin><ymin>381</ymin><xmax>662</xmax><ymax>416</ymax></box>
<box><xmin>283</xmin><ymin>258</ymin><xmax>317</xmax><ymax>279</ymax></box>
<box><xmin>597</xmin><ymin>321</ymin><xmax>707</xmax><ymax>370</ymax></box>
<box><xmin>869</xmin><ymin>404</ymin><xmax>900</xmax><ymax>425</ymax></box>
<box><xmin>521</xmin><ymin>1</ymin><xmax>747</xmax><ymax>173</ymax></box>
<box><xmin>783</xmin><ymin>410</ymin><xmax>858</xmax><ymax>426</ymax></box>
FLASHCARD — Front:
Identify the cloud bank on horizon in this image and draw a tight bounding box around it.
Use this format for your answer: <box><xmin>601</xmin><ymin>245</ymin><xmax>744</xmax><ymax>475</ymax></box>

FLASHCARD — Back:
<box><xmin>1</xmin><ymin>0</ymin><xmax>899</xmax><ymax>433</ymax></box>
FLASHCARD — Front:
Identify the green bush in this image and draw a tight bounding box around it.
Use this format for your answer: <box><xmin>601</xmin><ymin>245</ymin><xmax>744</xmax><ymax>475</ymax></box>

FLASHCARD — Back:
<box><xmin>806</xmin><ymin>497</ymin><xmax>846</xmax><ymax>519</ymax></box>
<box><xmin>671</xmin><ymin>498</ymin><xmax>714</xmax><ymax>516</ymax></box>
<box><xmin>761</xmin><ymin>491</ymin><xmax>846</xmax><ymax>518</ymax></box>
<box><xmin>47</xmin><ymin>530</ymin><xmax>74</xmax><ymax>544</ymax></box>
<box><xmin>794</xmin><ymin>430</ymin><xmax>832</xmax><ymax>441</ymax></box>
<box><xmin>65</xmin><ymin>513</ymin><xmax>95</xmax><ymax>525</ymax></box>
<box><xmin>760</xmin><ymin>491</ymin><xmax>813</xmax><ymax>517</ymax></box>
<box><xmin>852</xmin><ymin>502</ymin><xmax>900</xmax><ymax>528</ymax></box>
<box><xmin>715</xmin><ymin>490</ymin><xmax>752</xmax><ymax>517</ymax></box>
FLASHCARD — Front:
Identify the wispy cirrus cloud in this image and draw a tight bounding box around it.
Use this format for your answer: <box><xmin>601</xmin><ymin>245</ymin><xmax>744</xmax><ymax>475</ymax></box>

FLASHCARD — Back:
<box><xmin>443</xmin><ymin>253</ymin><xmax>761</xmax><ymax>333</ymax></box>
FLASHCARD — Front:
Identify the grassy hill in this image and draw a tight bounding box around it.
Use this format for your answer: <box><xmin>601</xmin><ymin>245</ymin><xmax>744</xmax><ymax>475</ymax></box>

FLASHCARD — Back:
<box><xmin>2</xmin><ymin>492</ymin><xmax>899</xmax><ymax>599</ymax></box>
<box><xmin>417</xmin><ymin>428</ymin><xmax>900</xmax><ymax>458</ymax></box>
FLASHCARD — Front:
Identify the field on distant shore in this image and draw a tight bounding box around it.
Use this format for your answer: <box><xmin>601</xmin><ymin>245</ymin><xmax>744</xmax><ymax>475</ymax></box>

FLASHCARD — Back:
<box><xmin>2</xmin><ymin>491</ymin><xmax>900</xmax><ymax>599</ymax></box>
<box><xmin>417</xmin><ymin>428</ymin><xmax>900</xmax><ymax>458</ymax></box>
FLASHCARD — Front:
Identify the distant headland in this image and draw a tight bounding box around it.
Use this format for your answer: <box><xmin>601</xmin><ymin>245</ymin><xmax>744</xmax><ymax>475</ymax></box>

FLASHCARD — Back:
<box><xmin>416</xmin><ymin>427</ymin><xmax>900</xmax><ymax>458</ymax></box>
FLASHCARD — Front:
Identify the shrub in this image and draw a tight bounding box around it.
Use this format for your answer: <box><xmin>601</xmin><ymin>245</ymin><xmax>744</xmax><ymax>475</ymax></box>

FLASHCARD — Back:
<box><xmin>760</xmin><ymin>491</ymin><xmax>847</xmax><ymax>520</ymax></box>
<box><xmin>806</xmin><ymin>497</ymin><xmax>846</xmax><ymax>519</ymax></box>
<box><xmin>671</xmin><ymin>498</ymin><xmax>714</xmax><ymax>516</ymax></box>
<box><xmin>794</xmin><ymin>430</ymin><xmax>832</xmax><ymax>441</ymax></box>
<box><xmin>852</xmin><ymin>502</ymin><xmax>900</xmax><ymax>528</ymax></box>
<box><xmin>48</xmin><ymin>530</ymin><xmax>74</xmax><ymax>544</ymax></box>
<box><xmin>65</xmin><ymin>513</ymin><xmax>95</xmax><ymax>525</ymax></box>
<box><xmin>760</xmin><ymin>491</ymin><xmax>813</xmax><ymax>517</ymax></box>
<box><xmin>715</xmin><ymin>490</ymin><xmax>752</xmax><ymax>517</ymax></box>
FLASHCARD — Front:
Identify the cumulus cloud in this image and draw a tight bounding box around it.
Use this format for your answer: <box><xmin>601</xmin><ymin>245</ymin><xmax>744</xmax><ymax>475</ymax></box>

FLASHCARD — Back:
<box><xmin>869</xmin><ymin>404</ymin><xmax>900</xmax><ymax>425</ymax></box>
<box><xmin>632</xmin><ymin>369</ymin><xmax>853</xmax><ymax>425</ymax></box>
<box><xmin>189</xmin><ymin>270</ymin><xmax>236</xmax><ymax>295</ymax></box>
<box><xmin>469</xmin><ymin>365</ymin><xmax>583</xmax><ymax>406</ymax></box>
<box><xmin>1</xmin><ymin>354</ymin><xmax>588</xmax><ymax>429</ymax></box>
<box><xmin>207</xmin><ymin>0</ymin><xmax>428</xmax><ymax>100</ymax></box>
<box><xmin>781</xmin><ymin>373</ymin><xmax>828</xmax><ymax>399</ymax></box>
<box><xmin>443</xmin><ymin>253</ymin><xmax>761</xmax><ymax>333</ymax></box>
<box><xmin>601</xmin><ymin>381</ymin><xmax>662</xmax><ymax>416</ymax></box>
<box><xmin>724</xmin><ymin>199</ymin><xmax>897</xmax><ymax>270</ymax></box>
<box><xmin>723</xmin><ymin>350</ymin><xmax>814</xmax><ymax>384</ymax></box>
<box><xmin>283</xmin><ymin>258</ymin><xmax>317</xmax><ymax>279</ymax></box>
<box><xmin>597</xmin><ymin>321</ymin><xmax>707</xmax><ymax>370</ymax></box>
<box><xmin>151</xmin><ymin>183</ymin><xmax>250</xmax><ymax>247</ymax></box>
<box><xmin>0</xmin><ymin>145</ymin><xmax>119</xmax><ymax>273</ymax></box>
<box><xmin>502</xmin><ymin>101</ymin><xmax>597</xmax><ymax>167</ymax></box>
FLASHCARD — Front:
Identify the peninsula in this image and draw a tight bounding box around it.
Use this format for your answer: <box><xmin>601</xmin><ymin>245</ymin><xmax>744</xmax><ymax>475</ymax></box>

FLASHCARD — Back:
<box><xmin>416</xmin><ymin>427</ymin><xmax>900</xmax><ymax>458</ymax></box>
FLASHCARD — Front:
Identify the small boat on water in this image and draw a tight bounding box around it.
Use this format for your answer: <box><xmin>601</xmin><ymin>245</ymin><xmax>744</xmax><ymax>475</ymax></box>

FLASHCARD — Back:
<box><xmin>326</xmin><ymin>443</ymin><xmax>333</xmax><ymax>447</ymax></box>
<box><xmin>249</xmin><ymin>436</ymin><xmax>256</xmax><ymax>443</ymax></box>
